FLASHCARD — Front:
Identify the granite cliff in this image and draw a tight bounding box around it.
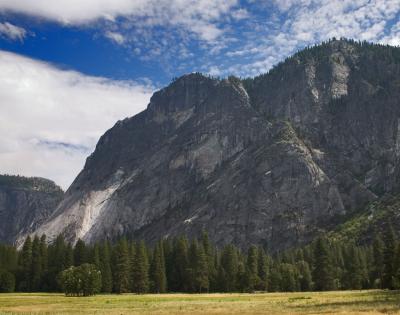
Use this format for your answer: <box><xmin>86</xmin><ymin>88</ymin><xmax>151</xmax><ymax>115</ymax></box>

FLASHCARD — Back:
<box><xmin>29</xmin><ymin>39</ymin><xmax>400</xmax><ymax>251</ymax></box>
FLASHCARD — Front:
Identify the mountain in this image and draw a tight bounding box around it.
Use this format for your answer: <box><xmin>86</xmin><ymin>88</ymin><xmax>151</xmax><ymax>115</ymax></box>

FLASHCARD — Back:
<box><xmin>0</xmin><ymin>175</ymin><xmax>63</xmax><ymax>244</ymax></box>
<box><xmin>30</xmin><ymin>39</ymin><xmax>400</xmax><ymax>251</ymax></box>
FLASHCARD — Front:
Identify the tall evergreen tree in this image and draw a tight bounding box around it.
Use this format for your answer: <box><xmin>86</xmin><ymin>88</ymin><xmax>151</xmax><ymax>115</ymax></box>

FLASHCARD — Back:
<box><xmin>31</xmin><ymin>235</ymin><xmax>42</xmax><ymax>291</ymax></box>
<box><xmin>257</xmin><ymin>247</ymin><xmax>269</xmax><ymax>291</ymax></box>
<box><xmin>39</xmin><ymin>235</ymin><xmax>48</xmax><ymax>290</ymax></box>
<box><xmin>244</xmin><ymin>246</ymin><xmax>260</xmax><ymax>292</ymax></box>
<box><xmin>312</xmin><ymin>237</ymin><xmax>334</xmax><ymax>291</ymax></box>
<box><xmin>150</xmin><ymin>243</ymin><xmax>167</xmax><ymax>293</ymax></box>
<box><xmin>132</xmin><ymin>241</ymin><xmax>149</xmax><ymax>294</ymax></box>
<box><xmin>113</xmin><ymin>239</ymin><xmax>130</xmax><ymax>293</ymax></box>
<box><xmin>372</xmin><ymin>234</ymin><xmax>384</xmax><ymax>288</ymax></box>
<box><xmin>99</xmin><ymin>241</ymin><xmax>113</xmax><ymax>293</ymax></box>
<box><xmin>74</xmin><ymin>239</ymin><xmax>87</xmax><ymax>266</ymax></box>
<box><xmin>220</xmin><ymin>245</ymin><xmax>239</xmax><ymax>292</ymax></box>
<box><xmin>19</xmin><ymin>236</ymin><xmax>32</xmax><ymax>291</ymax></box>
<box><xmin>382</xmin><ymin>225</ymin><xmax>396</xmax><ymax>289</ymax></box>
<box><xmin>189</xmin><ymin>240</ymin><xmax>209</xmax><ymax>293</ymax></box>
<box><xmin>170</xmin><ymin>237</ymin><xmax>189</xmax><ymax>291</ymax></box>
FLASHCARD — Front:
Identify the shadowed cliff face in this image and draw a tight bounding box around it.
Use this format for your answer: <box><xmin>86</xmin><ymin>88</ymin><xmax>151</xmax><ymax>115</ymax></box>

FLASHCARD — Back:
<box><xmin>30</xmin><ymin>39</ymin><xmax>400</xmax><ymax>251</ymax></box>
<box><xmin>0</xmin><ymin>175</ymin><xmax>63</xmax><ymax>244</ymax></box>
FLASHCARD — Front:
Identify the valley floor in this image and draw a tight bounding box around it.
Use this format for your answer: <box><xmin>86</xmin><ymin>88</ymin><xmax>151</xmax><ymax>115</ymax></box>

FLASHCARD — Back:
<box><xmin>0</xmin><ymin>290</ymin><xmax>399</xmax><ymax>315</ymax></box>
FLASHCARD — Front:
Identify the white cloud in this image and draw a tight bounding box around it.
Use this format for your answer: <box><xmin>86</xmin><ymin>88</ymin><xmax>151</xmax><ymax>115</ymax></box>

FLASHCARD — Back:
<box><xmin>211</xmin><ymin>0</ymin><xmax>400</xmax><ymax>77</ymax></box>
<box><xmin>0</xmin><ymin>0</ymin><xmax>239</xmax><ymax>42</ymax></box>
<box><xmin>0</xmin><ymin>50</ymin><xmax>153</xmax><ymax>189</ymax></box>
<box><xmin>0</xmin><ymin>22</ymin><xmax>26</xmax><ymax>41</ymax></box>
<box><xmin>105</xmin><ymin>31</ymin><xmax>125</xmax><ymax>45</ymax></box>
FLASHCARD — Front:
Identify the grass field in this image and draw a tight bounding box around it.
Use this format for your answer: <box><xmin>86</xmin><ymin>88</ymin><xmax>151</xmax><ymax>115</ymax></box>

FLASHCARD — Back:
<box><xmin>0</xmin><ymin>290</ymin><xmax>399</xmax><ymax>315</ymax></box>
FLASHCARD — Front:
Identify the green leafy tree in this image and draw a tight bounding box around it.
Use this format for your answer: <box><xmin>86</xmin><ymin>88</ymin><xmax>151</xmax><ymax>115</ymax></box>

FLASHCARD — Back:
<box><xmin>58</xmin><ymin>264</ymin><xmax>101</xmax><ymax>296</ymax></box>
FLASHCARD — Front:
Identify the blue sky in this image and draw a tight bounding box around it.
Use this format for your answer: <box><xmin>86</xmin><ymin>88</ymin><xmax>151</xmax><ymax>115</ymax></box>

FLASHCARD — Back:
<box><xmin>0</xmin><ymin>0</ymin><xmax>399</xmax><ymax>188</ymax></box>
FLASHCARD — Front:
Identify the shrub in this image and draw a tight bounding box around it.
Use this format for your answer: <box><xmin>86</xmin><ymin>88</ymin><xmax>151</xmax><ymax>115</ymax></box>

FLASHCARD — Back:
<box><xmin>58</xmin><ymin>264</ymin><xmax>101</xmax><ymax>296</ymax></box>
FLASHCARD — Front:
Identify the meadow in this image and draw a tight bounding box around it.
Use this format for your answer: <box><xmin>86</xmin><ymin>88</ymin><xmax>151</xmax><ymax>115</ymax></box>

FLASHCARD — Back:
<box><xmin>0</xmin><ymin>290</ymin><xmax>399</xmax><ymax>315</ymax></box>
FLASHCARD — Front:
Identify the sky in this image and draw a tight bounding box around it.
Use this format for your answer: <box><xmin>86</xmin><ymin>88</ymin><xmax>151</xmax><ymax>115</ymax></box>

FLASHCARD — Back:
<box><xmin>0</xmin><ymin>0</ymin><xmax>399</xmax><ymax>190</ymax></box>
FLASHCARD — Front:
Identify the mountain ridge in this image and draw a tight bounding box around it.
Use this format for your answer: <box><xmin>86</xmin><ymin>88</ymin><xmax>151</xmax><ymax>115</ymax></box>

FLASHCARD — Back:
<box><xmin>26</xmin><ymin>38</ymin><xmax>400</xmax><ymax>251</ymax></box>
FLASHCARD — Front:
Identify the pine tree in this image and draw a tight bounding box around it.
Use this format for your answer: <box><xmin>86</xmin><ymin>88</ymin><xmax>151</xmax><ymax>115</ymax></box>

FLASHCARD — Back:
<box><xmin>74</xmin><ymin>239</ymin><xmax>87</xmax><ymax>266</ymax></box>
<box><xmin>99</xmin><ymin>241</ymin><xmax>113</xmax><ymax>293</ymax></box>
<box><xmin>150</xmin><ymin>243</ymin><xmax>167</xmax><ymax>293</ymax></box>
<box><xmin>220</xmin><ymin>245</ymin><xmax>238</xmax><ymax>291</ymax></box>
<box><xmin>113</xmin><ymin>239</ymin><xmax>130</xmax><ymax>293</ymax></box>
<box><xmin>280</xmin><ymin>263</ymin><xmax>298</xmax><ymax>292</ymax></box>
<box><xmin>201</xmin><ymin>231</ymin><xmax>216</xmax><ymax>291</ymax></box>
<box><xmin>39</xmin><ymin>235</ymin><xmax>48</xmax><ymax>291</ymax></box>
<box><xmin>245</xmin><ymin>246</ymin><xmax>260</xmax><ymax>292</ymax></box>
<box><xmin>344</xmin><ymin>244</ymin><xmax>362</xmax><ymax>289</ymax></box>
<box><xmin>47</xmin><ymin>235</ymin><xmax>67</xmax><ymax>291</ymax></box>
<box><xmin>132</xmin><ymin>241</ymin><xmax>149</xmax><ymax>294</ymax></box>
<box><xmin>268</xmin><ymin>261</ymin><xmax>282</xmax><ymax>292</ymax></box>
<box><xmin>170</xmin><ymin>237</ymin><xmax>189</xmax><ymax>291</ymax></box>
<box><xmin>297</xmin><ymin>260</ymin><xmax>312</xmax><ymax>291</ymax></box>
<box><xmin>257</xmin><ymin>247</ymin><xmax>269</xmax><ymax>291</ymax></box>
<box><xmin>312</xmin><ymin>237</ymin><xmax>334</xmax><ymax>291</ymax></box>
<box><xmin>189</xmin><ymin>240</ymin><xmax>209</xmax><ymax>293</ymax></box>
<box><xmin>31</xmin><ymin>235</ymin><xmax>42</xmax><ymax>291</ymax></box>
<box><xmin>372</xmin><ymin>234</ymin><xmax>384</xmax><ymax>288</ymax></box>
<box><xmin>382</xmin><ymin>225</ymin><xmax>396</xmax><ymax>289</ymax></box>
<box><xmin>19</xmin><ymin>236</ymin><xmax>32</xmax><ymax>291</ymax></box>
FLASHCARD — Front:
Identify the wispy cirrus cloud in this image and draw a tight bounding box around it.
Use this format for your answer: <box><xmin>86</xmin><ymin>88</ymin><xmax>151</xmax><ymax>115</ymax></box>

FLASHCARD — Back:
<box><xmin>0</xmin><ymin>50</ymin><xmax>153</xmax><ymax>189</ymax></box>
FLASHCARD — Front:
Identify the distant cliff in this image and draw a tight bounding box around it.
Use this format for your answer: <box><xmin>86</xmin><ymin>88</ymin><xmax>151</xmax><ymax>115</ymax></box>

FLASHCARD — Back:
<box><xmin>0</xmin><ymin>175</ymin><xmax>63</xmax><ymax>243</ymax></box>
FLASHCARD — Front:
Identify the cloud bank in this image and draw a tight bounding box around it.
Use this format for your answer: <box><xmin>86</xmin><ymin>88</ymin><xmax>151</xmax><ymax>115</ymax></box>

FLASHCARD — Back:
<box><xmin>0</xmin><ymin>51</ymin><xmax>153</xmax><ymax>189</ymax></box>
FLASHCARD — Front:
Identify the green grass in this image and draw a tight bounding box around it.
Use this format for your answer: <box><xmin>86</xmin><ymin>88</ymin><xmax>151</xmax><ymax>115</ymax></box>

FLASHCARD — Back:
<box><xmin>0</xmin><ymin>290</ymin><xmax>400</xmax><ymax>314</ymax></box>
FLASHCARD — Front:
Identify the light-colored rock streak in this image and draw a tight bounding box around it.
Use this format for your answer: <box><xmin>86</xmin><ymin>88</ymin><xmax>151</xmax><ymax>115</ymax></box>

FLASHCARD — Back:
<box><xmin>330</xmin><ymin>52</ymin><xmax>349</xmax><ymax>99</ymax></box>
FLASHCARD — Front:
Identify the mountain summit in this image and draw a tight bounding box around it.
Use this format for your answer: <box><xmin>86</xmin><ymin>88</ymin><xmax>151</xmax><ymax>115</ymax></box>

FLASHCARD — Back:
<box><xmin>29</xmin><ymin>39</ymin><xmax>400</xmax><ymax>251</ymax></box>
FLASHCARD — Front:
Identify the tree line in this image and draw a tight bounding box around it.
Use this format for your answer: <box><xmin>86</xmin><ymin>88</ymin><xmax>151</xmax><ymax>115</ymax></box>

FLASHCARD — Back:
<box><xmin>0</xmin><ymin>228</ymin><xmax>399</xmax><ymax>294</ymax></box>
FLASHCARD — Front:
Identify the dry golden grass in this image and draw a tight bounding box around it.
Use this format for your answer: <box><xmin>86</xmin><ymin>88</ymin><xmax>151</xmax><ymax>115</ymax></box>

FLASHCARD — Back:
<box><xmin>0</xmin><ymin>290</ymin><xmax>399</xmax><ymax>315</ymax></box>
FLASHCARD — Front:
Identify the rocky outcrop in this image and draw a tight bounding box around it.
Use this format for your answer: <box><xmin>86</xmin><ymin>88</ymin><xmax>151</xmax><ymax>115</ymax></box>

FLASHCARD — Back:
<box><xmin>30</xmin><ymin>39</ymin><xmax>400</xmax><ymax>251</ymax></box>
<box><xmin>0</xmin><ymin>175</ymin><xmax>63</xmax><ymax>244</ymax></box>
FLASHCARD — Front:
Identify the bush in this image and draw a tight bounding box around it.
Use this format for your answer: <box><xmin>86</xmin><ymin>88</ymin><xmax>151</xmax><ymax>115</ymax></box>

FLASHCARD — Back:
<box><xmin>0</xmin><ymin>270</ymin><xmax>15</xmax><ymax>292</ymax></box>
<box><xmin>58</xmin><ymin>264</ymin><xmax>101</xmax><ymax>296</ymax></box>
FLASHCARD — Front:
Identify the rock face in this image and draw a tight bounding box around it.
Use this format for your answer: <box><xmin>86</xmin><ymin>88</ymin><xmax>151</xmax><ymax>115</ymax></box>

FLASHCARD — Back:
<box><xmin>0</xmin><ymin>175</ymin><xmax>63</xmax><ymax>244</ymax></box>
<box><xmin>31</xmin><ymin>39</ymin><xmax>400</xmax><ymax>251</ymax></box>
